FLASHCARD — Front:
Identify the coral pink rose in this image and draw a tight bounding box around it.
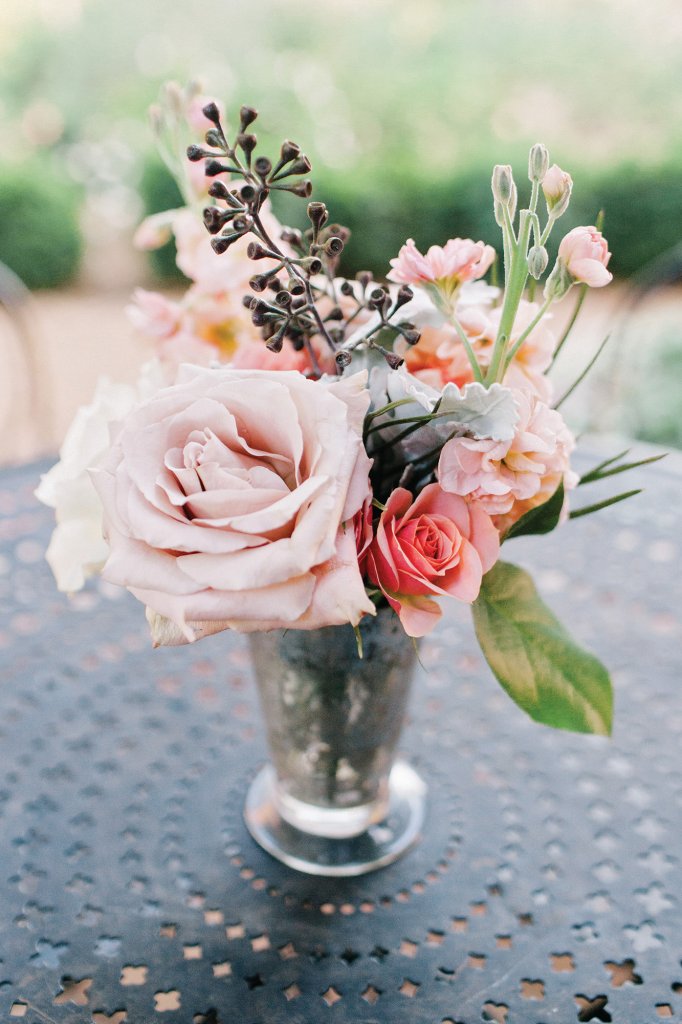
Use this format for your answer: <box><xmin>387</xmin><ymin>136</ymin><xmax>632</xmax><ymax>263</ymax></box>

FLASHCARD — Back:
<box><xmin>91</xmin><ymin>367</ymin><xmax>374</xmax><ymax>644</ymax></box>
<box><xmin>388</xmin><ymin>237</ymin><xmax>495</xmax><ymax>291</ymax></box>
<box><xmin>558</xmin><ymin>226</ymin><xmax>612</xmax><ymax>288</ymax></box>
<box><xmin>366</xmin><ymin>484</ymin><xmax>499</xmax><ymax>637</ymax></box>
<box><xmin>438</xmin><ymin>390</ymin><xmax>578</xmax><ymax>529</ymax></box>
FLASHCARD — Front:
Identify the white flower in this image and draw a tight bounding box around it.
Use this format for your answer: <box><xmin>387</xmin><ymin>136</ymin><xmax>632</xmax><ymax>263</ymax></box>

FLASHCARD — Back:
<box><xmin>36</xmin><ymin>360</ymin><xmax>164</xmax><ymax>593</ymax></box>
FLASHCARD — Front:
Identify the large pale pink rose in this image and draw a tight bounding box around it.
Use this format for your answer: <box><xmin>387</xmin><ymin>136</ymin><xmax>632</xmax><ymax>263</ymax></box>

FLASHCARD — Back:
<box><xmin>438</xmin><ymin>390</ymin><xmax>578</xmax><ymax>529</ymax></box>
<box><xmin>91</xmin><ymin>367</ymin><xmax>374</xmax><ymax>643</ymax></box>
<box><xmin>558</xmin><ymin>226</ymin><xmax>612</xmax><ymax>287</ymax></box>
<box><xmin>366</xmin><ymin>484</ymin><xmax>499</xmax><ymax>637</ymax></box>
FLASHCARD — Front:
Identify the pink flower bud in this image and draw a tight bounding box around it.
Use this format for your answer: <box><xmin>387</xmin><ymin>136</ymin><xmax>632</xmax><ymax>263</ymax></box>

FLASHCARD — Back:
<box><xmin>542</xmin><ymin>164</ymin><xmax>573</xmax><ymax>217</ymax></box>
<box><xmin>558</xmin><ymin>226</ymin><xmax>613</xmax><ymax>288</ymax></box>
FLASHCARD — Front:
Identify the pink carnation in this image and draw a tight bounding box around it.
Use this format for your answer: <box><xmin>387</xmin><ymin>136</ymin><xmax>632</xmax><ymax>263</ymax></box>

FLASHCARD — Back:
<box><xmin>438</xmin><ymin>391</ymin><xmax>578</xmax><ymax>529</ymax></box>
<box><xmin>366</xmin><ymin>484</ymin><xmax>499</xmax><ymax>637</ymax></box>
<box><xmin>388</xmin><ymin>238</ymin><xmax>495</xmax><ymax>289</ymax></box>
<box><xmin>558</xmin><ymin>226</ymin><xmax>612</xmax><ymax>288</ymax></box>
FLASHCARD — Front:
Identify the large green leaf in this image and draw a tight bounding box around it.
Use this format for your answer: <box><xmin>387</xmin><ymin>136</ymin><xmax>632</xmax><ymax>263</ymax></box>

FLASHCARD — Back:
<box><xmin>504</xmin><ymin>481</ymin><xmax>564</xmax><ymax>540</ymax></box>
<box><xmin>472</xmin><ymin>561</ymin><xmax>613</xmax><ymax>735</ymax></box>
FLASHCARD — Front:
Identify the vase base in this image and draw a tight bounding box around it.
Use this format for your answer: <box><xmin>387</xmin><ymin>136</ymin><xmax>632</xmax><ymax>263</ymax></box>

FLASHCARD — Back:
<box><xmin>244</xmin><ymin>760</ymin><xmax>427</xmax><ymax>877</ymax></box>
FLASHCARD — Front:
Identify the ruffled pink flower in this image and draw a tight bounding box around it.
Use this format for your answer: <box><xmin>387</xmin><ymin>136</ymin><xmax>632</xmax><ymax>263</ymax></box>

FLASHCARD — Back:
<box><xmin>558</xmin><ymin>226</ymin><xmax>612</xmax><ymax>288</ymax></box>
<box><xmin>366</xmin><ymin>484</ymin><xmax>499</xmax><ymax>637</ymax></box>
<box><xmin>91</xmin><ymin>367</ymin><xmax>374</xmax><ymax>644</ymax></box>
<box><xmin>388</xmin><ymin>238</ymin><xmax>495</xmax><ymax>289</ymax></box>
<box><xmin>438</xmin><ymin>390</ymin><xmax>578</xmax><ymax>529</ymax></box>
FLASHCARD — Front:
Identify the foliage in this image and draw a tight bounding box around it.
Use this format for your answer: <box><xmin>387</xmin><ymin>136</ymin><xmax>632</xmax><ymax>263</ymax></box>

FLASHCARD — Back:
<box><xmin>0</xmin><ymin>166</ymin><xmax>82</xmax><ymax>289</ymax></box>
<box><xmin>473</xmin><ymin>561</ymin><xmax>613</xmax><ymax>735</ymax></box>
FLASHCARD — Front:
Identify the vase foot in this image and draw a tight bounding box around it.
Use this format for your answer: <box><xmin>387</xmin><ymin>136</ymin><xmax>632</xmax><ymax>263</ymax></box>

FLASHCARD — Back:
<box><xmin>243</xmin><ymin>759</ymin><xmax>427</xmax><ymax>877</ymax></box>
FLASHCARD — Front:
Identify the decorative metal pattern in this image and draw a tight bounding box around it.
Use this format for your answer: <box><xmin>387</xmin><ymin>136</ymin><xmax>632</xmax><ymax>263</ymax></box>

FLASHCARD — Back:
<box><xmin>0</xmin><ymin>451</ymin><xmax>680</xmax><ymax>1023</ymax></box>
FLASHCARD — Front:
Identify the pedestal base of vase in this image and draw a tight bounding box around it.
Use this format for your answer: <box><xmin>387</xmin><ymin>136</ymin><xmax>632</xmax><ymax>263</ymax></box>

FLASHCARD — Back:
<box><xmin>244</xmin><ymin>759</ymin><xmax>427</xmax><ymax>877</ymax></box>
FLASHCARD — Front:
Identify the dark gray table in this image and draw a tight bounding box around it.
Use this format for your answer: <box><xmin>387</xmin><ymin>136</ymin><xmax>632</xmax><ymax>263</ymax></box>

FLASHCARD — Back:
<box><xmin>0</xmin><ymin>447</ymin><xmax>680</xmax><ymax>1023</ymax></box>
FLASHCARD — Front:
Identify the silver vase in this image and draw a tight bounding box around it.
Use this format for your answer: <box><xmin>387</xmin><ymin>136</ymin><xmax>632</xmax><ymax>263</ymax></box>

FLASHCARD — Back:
<box><xmin>244</xmin><ymin>607</ymin><xmax>427</xmax><ymax>876</ymax></box>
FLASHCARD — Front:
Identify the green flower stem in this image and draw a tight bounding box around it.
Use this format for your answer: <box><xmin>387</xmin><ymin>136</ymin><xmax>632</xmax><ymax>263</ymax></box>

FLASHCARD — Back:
<box><xmin>503</xmin><ymin>295</ymin><xmax>554</xmax><ymax>370</ymax></box>
<box><xmin>485</xmin><ymin>210</ymin><xmax>533</xmax><ymax>384</ymax></box>
<box><xmin>365</xmin><ymin>398</ymin><xmax>414</xmax><ymax>422</ymax></box>
<box><xmin>550</xmin><ymin>282</ymin><xmax>587</xmax><ymax>365</ymax></box>
<box><xmin>540</xmin><ymin>213</ymin><xmax>555</xmax><ymax>247</ymax></box>
<box><xmin>448</xmin><ymin>313</ymin><xmax>484</xmax><ymax>382</ymax></box>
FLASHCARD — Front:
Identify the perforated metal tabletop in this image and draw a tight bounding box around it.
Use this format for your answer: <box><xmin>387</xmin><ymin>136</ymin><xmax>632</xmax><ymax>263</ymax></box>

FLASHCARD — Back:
<box><xmin>0</xmin><ymin>448</ymin><xmax>680</xmax><ymax>1024</ymax></box>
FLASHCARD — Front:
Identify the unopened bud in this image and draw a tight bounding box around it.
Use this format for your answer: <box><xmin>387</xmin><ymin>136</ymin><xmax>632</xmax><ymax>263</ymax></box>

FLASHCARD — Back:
<box><xmin>280</xmin><ymin>140</ymin><xmax>301</xmax><ymax>162</ymax></box>
<box><xmin>324</xmin><ymin>236</ymin><xmax>344</xmax><ymax>257</ymax></box>
<box><xmin>492</xmin><ymin>164</ymin><xmax>515</xmax><ymax>206</ymax></box>
<box><xmin>528</xmin><ymin>143</ymin><xmax>549</xmax><ymax>183</ymax></box>
<box><xmin>299</xmin><ymin>256</ymin><xmax>323</xmax><ymax>275</ymax></box>
<box><xmin>238</xmin><ymin>134</ymin><xmax>258</xmax><ymax>161</ymax></box>
<box><xmin>307</xmin><ymin>202</ymin><xmax>328</xmax><ymax>230</ymax></box>
<box><xmin>254</xmin><ymin>156</ymin><xmax>274</xmax><ymax>179</ymax></box>
<box><xmin>394</xmin><ymin>285</ymin><xmax>414</xmax><ymax>308</ymax></box>
<box><xmin>542</xmin><ymin>164</ymin><xmax>573</xmax><ymax>218</ymax></box>
<box><xmin>508</xmin><ymin>181</ymin><xmax>518</xmax><ymax>222</ymax></box>
<box><xmin>239</xmin><ymin>105</ymin><xmax>258</xmax><ymax>129</ymax></box>
<box><xmin>287</xmin><ymin>180</ymin><xmax>313</xmax><ymax>198</ymax></box>
<box><xmin>527</xmin><ymin>245</ymin><xmax>549</xmax><ymax>279</ymax></box>
<box><xmin>202</xmin><ymin>102</ymin><xmax>222</xmax><ymax>126</ymax></box>
<box><xmin>384</xmin><ymin>351</ymin><xmax>404</xmax><ymax>370</ymax></box>
<box><xmin>543</xmin><ymin>258</ymin><xmax>574</xmax><ymax>301</ymax></box>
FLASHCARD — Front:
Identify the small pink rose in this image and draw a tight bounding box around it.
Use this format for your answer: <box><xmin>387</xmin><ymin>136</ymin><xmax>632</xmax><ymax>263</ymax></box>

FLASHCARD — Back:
<box><xmin>558</xmin><ymin>226</ymin><xmax>612</xmax><ymax>288</ymax></box>
<box><xmin>366</xmin><ymin>484</ymin><xmax>499</xmax><ymax>637</ymax></box>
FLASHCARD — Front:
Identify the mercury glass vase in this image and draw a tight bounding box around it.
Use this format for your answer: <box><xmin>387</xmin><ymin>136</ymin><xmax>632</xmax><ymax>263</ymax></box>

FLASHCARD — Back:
<box><xmin>244</xmin><ymin>607</ymin><xmax>427</xmax><ymax>876</ymax></box>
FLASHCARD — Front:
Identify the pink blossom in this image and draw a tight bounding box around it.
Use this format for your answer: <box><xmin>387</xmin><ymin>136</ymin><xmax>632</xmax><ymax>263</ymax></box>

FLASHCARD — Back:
<box><xmin>558</xmin><ymin>226</ymin><xmax>612</xmax><ymax>288</ymax></box>
<box><xmin>438</xmin><ymin>390</ymin><xmax>578</xmax><ymax>529</ymax></box>
<box><xmin>366</xmin><ymin>484</ymin><xmax>499</xmax><ymax>637</ymax></box>
<box><xmin>91</xmin><ymin>367</ymin><xmax>374</xmax><ymax>644</ymax></box>
<box><xmin>388</xmin><ymin>238</ymin><xmax>495</xmax><ymax>289</ymax></box>
<box><xmin>542</xmin><ymin>164</ymin><xmax>573</xmax><ymax>212</ymax></box>
<box><xmin>126</xmin><ymin>289</ymin><xmax>183</xmax><ymax>339</ymax></box>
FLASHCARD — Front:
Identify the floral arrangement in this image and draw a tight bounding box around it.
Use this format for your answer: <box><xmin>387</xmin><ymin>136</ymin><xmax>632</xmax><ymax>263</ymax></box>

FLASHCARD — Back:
<box><xmin>38</xmin><ymin>81</ymin><xmax>661</xmax><ymax>737</ymax></box>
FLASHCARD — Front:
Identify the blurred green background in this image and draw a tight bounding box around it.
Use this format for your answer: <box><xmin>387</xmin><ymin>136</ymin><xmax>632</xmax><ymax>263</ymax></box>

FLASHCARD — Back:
<box><xmin>0</xmin><ymin>0</ymin><xmax>680</xmax><ymax>458</ymax></box>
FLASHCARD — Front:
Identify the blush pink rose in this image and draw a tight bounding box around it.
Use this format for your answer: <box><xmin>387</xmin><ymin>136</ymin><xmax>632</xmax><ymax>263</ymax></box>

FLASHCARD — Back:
<box><xmin>388</xmin><ymin>237</ymin><xmax>495</xmax><ymax>288</ymax></box>
<box><xmin>558</xmin><ymin>226</ymin><xmax>612</xmax><ymax>287</ymax></box>
<box><xmin>366</xmin><ymin>484</ymin><xmax>499</xmax><ymax>637</ymax></box>
<box><xmin>438</xmin><ymin>390</ymin><xmax>578</xmax><ymax>529</ymax></box>
<box><xmin>91</xmin><ymin>367</ymin><xmax>374</xmax><ymax>644</ymax></box>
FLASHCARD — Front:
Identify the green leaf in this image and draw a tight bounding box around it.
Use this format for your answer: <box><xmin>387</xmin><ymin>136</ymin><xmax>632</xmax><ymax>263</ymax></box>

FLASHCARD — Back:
<box><xmin>579</xmin><ymin>451</ymin><xmax>666</xmax><ymax>485</ymax></box>
<box><xmin>569</xmin><ymin>489</ymin><xmax>641</xmax><ymax>519</ymax></box>
<box><xmin>504</xmin><ymin>481</ymin><xmax>564</xmax><ymax>540</ymax></box>
<box><xmin>472</xmin><ymin>561</ymin><xmax>613</xmax><ymax>735</ymax></box>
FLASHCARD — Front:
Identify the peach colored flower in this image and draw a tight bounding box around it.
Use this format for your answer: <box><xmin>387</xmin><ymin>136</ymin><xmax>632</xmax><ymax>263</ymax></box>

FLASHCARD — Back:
<box><xmin>91</xmin><ymin>367</ymin><xmax>374</xmax><ymax>644</ymax></box>
<box><xmin>366</xmin><ymin>484</ymin><xmax>499</xmax><ymax>637</ymax></box>
<box><xmin>438</xmin><ymin>390</ymin><xmax>578</xmax><ymax>529</ymax></box>
<box><xmin>388</xmin><ymin>238</ymin><xmax>495</xmax><ymax>293</ymax></box>
<box><xmin>398</xmin><ymin>324</ymin><xmax>476</xmax><ymax>390</ymax></box>
<box><xmin>558</xmin><ymin>226</ymin><xmax>612</xmax><ymax>288</ymax></box>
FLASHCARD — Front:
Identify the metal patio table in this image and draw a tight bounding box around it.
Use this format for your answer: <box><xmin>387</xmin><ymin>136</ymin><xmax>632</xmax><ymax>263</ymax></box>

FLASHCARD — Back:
<box><xmin>0</xmin><ymin>447</ymin><xmax>680</xmax><ymax>1024</ymax></box>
